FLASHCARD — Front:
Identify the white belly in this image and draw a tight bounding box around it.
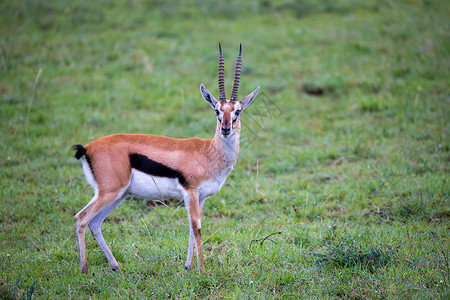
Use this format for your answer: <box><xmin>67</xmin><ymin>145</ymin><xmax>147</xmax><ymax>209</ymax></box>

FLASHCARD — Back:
<box><xmin>127</xmin><ymin>169</ymin><xmax>184</xmax><ymax>200</ymax></box>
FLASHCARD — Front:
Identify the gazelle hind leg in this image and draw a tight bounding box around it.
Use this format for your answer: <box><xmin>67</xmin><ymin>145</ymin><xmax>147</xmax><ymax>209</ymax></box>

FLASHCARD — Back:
<box><xmin>88</xmin><ymin>192</ymin><xmax>127</xmax><ymax>272</ymax></box>
<box><xmin>75</xmin><ymin>190</ymin><xmax>125</xmax><ymax>274</ymax></box>
<box><xmin>75</xmin><ymin>192</ymin><xmax>98</xmax><ymax>275</ymax></box>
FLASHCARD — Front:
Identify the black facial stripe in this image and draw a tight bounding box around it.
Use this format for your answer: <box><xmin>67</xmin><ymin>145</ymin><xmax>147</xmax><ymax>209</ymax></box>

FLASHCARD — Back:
<box><xmin>129</xmin><ymin>153</ymin><xmax>188</xmax><ymax>187</ymax></box>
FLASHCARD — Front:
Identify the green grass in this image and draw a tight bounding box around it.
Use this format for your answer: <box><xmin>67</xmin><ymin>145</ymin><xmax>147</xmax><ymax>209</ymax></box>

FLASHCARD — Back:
<box><xmin>1</xmin><ymin>0</ymin><xmax>449</xmax><ymax>298</ymax></box>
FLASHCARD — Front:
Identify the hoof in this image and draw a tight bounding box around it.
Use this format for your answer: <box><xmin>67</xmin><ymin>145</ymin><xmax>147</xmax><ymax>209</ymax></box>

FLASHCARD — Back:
<box><xmin>185</xmin><ymin>264</ymin><xmax>192</xmax><ymax>271</ymax></box>
<box><xmin>81</xmin><ymin>266</ymin><xmax>89</xmax><ymax>275</ymax></box>
<box><xmin>112</xmin><ymin>266</ymin><xmax>122</xmax><ymax>273</ymax></box>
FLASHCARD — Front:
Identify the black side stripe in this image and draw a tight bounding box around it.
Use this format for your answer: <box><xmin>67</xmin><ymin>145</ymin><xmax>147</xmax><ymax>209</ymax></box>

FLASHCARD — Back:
<box><xmin>129</xmin><ymin>153</ymin><xmax>188</xmax><ymax>187</ymax></box>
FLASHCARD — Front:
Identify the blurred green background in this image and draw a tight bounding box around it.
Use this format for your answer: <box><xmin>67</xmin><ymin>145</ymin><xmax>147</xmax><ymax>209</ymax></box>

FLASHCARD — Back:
<box><xmin>1</xmin><ymin>0</ymin><xmax>449</xmax><ymax>298</ymax></box>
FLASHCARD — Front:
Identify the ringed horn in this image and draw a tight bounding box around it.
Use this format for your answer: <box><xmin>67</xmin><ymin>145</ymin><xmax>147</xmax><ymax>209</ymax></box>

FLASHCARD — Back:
<box><xmin>218</xmin><ymin>43</ymin><xmax>226</xmax><ymax>101</ymax></box>
<box><xmin>217</xmin><ymin>43</ymin><xmax>242</xmax><ymax>102</ymax></box>
<box><xmin>230</xmin><ymin>43</ymin><xmax>242</xmax><ymax>101</ymax></box>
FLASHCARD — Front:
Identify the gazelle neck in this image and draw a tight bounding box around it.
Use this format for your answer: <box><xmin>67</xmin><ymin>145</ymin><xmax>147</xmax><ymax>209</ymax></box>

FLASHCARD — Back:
<box><xmin>210</xmin><ymin>120</ymin><xmax>240</xmax><ymax>167</ymax></box>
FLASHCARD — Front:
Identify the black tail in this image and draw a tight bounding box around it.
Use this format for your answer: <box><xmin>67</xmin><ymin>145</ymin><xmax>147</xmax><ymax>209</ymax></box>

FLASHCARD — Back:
<box><xmin>71</xmin><ymin>144</ymin><xmax>87</xmax><ymax>160</ymax></box>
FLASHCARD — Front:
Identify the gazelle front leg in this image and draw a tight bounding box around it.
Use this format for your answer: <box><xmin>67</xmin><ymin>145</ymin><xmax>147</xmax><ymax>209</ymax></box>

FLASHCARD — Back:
<box><xmin>184</xmin><ymin>190</ymin><xmax>205</xmax><ymax>273</ymax></box>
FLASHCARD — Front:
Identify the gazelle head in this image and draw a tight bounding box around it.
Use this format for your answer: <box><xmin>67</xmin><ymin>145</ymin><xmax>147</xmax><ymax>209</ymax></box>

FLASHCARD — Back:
<box><xmin>200</xmin><ymin>43</ymin><xmax>260</xmax><ymax>138</ymax></box>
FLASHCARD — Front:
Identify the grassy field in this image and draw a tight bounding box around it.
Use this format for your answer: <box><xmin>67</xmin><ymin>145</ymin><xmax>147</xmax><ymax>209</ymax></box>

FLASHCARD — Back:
<box><xmin>1</xmin><ymin>0</ymin><xmax>449</xmax><ymax>298</ymax></box>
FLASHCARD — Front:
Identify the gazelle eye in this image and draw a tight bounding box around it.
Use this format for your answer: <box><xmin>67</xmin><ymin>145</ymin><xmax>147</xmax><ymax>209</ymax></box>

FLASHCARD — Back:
<box><xmin>235</xmin><ymin>110</ymin><xmax>241</xmax><ymax>116</ymax></box>
<box><xmin>215</xmin><ymin>110</ymin><xmax>220</xmax><ymax>116</ymax></box>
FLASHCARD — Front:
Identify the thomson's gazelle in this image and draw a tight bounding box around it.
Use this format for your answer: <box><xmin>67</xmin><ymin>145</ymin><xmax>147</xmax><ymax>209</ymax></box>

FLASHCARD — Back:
<box><xmin>72</xmin><ymin>44</ymin><xmax>259</xmax><ymax>274</ymax></box>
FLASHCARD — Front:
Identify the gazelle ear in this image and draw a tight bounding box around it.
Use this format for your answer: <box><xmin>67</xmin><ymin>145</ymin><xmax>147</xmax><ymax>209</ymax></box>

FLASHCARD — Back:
<box><xmin>240</xmin><ymin>86</ymin><xmax>260</xmax><ymax>110</ymax></box>
<box><xmin>200</xmin><ymin>84</ymin><xmax>218</xmax><ymax>109</ymax></box>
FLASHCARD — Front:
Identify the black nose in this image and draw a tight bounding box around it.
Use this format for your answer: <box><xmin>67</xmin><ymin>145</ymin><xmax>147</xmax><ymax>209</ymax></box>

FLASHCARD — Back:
<box><xmin>221</xmin><ymin>128</ymin><xmax>230</xmax><ymax>135</ymax></box>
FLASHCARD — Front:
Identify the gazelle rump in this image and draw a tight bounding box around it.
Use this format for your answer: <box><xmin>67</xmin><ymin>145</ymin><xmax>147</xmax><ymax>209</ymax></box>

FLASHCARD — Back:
<box><xmin>72</xmin><ymin>43</ymin><xmax>260</xmax><ymax>274</ymax></box>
